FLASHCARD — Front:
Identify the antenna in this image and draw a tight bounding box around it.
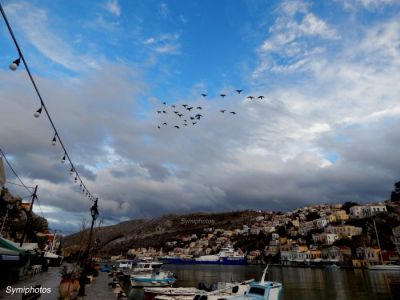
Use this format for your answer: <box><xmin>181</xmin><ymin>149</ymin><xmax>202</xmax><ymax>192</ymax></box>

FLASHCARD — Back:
<box><xmin>260</xmin><ymin>265</ymin><xmax>269</xmax><ymax>283</ymax></box>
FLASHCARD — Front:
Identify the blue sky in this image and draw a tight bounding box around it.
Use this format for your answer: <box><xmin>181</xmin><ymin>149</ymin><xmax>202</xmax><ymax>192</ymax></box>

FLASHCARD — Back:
<box><xmin>1</xmin><ymin>0</ymin><xmax>400</xmax><ymax>234</ymax></box>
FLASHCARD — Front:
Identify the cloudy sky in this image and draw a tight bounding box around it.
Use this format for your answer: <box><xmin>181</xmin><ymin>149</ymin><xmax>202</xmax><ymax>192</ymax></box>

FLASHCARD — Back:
<box><xmin>0</xmin><ymin>0</ymin><xmax>399</xmax><ymax>234</ymax></box>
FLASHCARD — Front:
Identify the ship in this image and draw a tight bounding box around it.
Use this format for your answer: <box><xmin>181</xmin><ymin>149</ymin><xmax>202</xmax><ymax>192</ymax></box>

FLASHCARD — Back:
<box><xmin>160</xmin><ymin>245</ymin><xmax>247</xmax><ymax>265</ymax></box>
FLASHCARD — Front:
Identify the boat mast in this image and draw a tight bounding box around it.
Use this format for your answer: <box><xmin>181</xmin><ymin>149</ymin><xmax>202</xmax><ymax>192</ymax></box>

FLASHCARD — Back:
<box><xmin>372</xmin><ymin>218</ymin><xmax>384</xmax><ymax>264</ymax></box>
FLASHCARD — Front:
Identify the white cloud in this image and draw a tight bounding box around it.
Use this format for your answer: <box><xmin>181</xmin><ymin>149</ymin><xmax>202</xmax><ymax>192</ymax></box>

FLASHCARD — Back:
<box><xmin>338</xmin><ymin>0</ymin><xmax>397</xmax><ymax>10</ymax></box>
<box><xmin>159</xmin><ymin>2</ymin><xmax>170</xmax><ymax>18</ymax></box>
<box><xmin>4</xmin><ymin>2</ymin><xmax>101</xmax><ymax>72</ymax></box>
<box><xmin>104</xmin><ymin>0</ymin><xmax>121</xmax><ymax>17</ymax></box>
<box><xmin>254</xmin><ymin>0</ymin><xmax>339</xmax><ymax>77</ymax></box>
<box><xmin>143</xmin><ymin>33</ymin><xmax>181</xmax><ymax>55</ymax></box>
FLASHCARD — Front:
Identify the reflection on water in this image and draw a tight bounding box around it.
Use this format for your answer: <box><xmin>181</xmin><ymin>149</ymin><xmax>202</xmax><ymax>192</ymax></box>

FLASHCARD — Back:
<box><xmin>126</xmin><ymin>265</ymin><xmax>399</xmax><ymax>300</ymax></box>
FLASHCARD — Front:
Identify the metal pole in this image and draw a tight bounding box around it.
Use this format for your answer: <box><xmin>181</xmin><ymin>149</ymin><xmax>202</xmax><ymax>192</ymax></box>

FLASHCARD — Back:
<box><xmin>20</xmin><ymin>185</ymin><xmax>38</xmax><ymax>247</ymax></box>
<box><xmin>373</xmin><ymin>218</ymin><xmax>384</xmax><ymax>264</ymax></box>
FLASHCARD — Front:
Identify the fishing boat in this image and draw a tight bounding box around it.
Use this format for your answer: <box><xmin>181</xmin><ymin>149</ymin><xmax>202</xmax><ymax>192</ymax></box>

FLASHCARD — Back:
<box><xmin>146</xmin><ymin>280</ymin><xmax>254</xmax><ymax>300</ymax></box>
<box><xmin>229</xmin><ymin>267</ymin><xmax>283</xmax><ymax>300</ymax></box>
<box><xmin>130</xmin><ymin>269</ymin><xmax>176</xmax><ymax>287</ymax></box>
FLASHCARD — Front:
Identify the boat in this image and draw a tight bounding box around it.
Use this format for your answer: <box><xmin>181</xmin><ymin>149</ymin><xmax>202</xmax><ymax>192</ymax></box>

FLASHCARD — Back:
<box><xmin>368</xmin><ymin>219</ymin><xmax>400</xmax><ymax>271</ymax></box>
<box><xmin>229</xmin><ymin>267</ymin><xmax>282</xmax><ymax>300</ymax></box>
<box><xmin>160</xmin><ymin>245</ymin><xmax>246</xmax><ymax>265</ymax></box>
<box><xmin>130</xmin><ymin>269</ymin><xmax>176</xmax><ymax>287</ymax></box>
<box><xmin>152</xmin><ymin>280</ymin><xmax>254</xmax><ymax>300</ymax></box>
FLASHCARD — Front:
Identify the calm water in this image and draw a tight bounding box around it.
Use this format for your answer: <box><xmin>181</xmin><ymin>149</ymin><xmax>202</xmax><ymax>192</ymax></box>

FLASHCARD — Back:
<box><xmin>127</xmin><ymin>265</ymin><xmax>400</xmax><ymax>300</ymax></box>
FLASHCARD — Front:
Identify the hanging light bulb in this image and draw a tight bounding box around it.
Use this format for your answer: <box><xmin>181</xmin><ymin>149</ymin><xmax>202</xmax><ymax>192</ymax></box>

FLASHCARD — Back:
<box><xmin>70</xmin><ymin>167</ymin><xmax>74</xmax><ymax>176</ymax></box>
<box><xmin>79</xmin><ymin>183</ymin><xmax>82</xmax><ymax>188</ymax></box>
<box><xmin>52</xmin><ymin>135</ymin><xmax>57</xmax><ymax>146</ymax></box>
<box><xmin>61</xmin><ymin>154</ymin><xmax>66</xmax><ymax>163</ymax></box>
<box><xmin>74</xmin><ymin>176</ymin><xmax>77</xmax><ymax>182</ymax></box>
<box><xmin>34</xmin><ymin>106</ymin><xmax>42</xmax><ymax>118</ymax></box>
<box><xmin>9</xmin><ymin>58</ymin><xmax>20</xmax><ymax>71</ymax></box>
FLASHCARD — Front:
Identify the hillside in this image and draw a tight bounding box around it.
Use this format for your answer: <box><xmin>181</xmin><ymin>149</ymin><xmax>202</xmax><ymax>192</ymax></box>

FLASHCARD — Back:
<box><xmin>62</xmin><ymin>210</ymin><xmax>260</xmax><ymax>256</ymax></box>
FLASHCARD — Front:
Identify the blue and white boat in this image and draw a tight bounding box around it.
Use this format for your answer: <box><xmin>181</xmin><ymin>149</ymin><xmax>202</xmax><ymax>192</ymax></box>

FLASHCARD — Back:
<box><xmin>130</xmin><ymin>262</ymin><xmax>176</xmax><ymax>287</ymax></box>
<box><xmin>230</xmin><ymin>267</ymin><xmax>283</xmax><ymax>300</ymax></box>
<box><xmin>130</xmin><ymin>270</ymin><xmax>176</xmax><ymax>287</ymax></box>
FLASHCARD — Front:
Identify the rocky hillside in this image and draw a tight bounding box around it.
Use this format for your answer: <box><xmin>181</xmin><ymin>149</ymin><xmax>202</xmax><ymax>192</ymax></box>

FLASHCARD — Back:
<box><xmin>62</xmin><ymin>210</ymin><xmax>260</xmax><ymax>256</ymax></box>
<box><xmin>0</xmin><ymin>187</ymin><xmax>48</xmax><ymax>242</ymax></box>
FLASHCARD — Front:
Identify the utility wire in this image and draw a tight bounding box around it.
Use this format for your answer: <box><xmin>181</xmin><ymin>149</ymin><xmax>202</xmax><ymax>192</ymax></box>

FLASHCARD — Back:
<box><xmin>0</xmin><ymin>2</ymin><xmax>96</xmax><ymax>203</ymax></box>
<box><xmin>0</xmin><ymin>148</ymin><xmax>46</xmax><ymax>220</ymax></box>
<box><xmin>0</xmin><ymin>148</ymin><xmax>32</xmax><ymax>194</ymax></box>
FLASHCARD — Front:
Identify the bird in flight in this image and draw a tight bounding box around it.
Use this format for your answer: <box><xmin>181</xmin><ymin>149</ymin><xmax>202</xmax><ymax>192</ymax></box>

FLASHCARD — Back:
<box><xmin>258</xmin><ymin>96</ymin><xmax>264</xmax><ymax>99</ymax></box>
<box><xmin>162</xmin><ymin>110</ymin><xmax>167</xmax><ymax>114</ymax></box>
<box><xmin>195</xmin><ymin>114</ymin><xmax>203</xmax><ymax>119</ymax></box>
<box><xmin>247</xmin><ymin>96</ymin><xmax>254</xmax><ymax>100</ymax></box>
<box><xmin>163</xmin><ymin>101</ymin><xmax>166</xmax><ymax>105</ymax></box>
<box><xmin>220</xmin><ymin>94</ymin><xmax>226</xmax><ymax>98</ymax></box>
<box><xmin>182</xmin><ymin>104</ymin><xmax>188</xmax><ymax>108</ymax></box>
<box><xmin>236</xmin><ymin>89</ymin><xmax>243</xmax><ymax>94</ymax></box>
<box><xmin>171</xmin><ymin>104</ymin><xmax>176</xmax><ymax>108</ymax></box>
<box><xmin>174</xmin><ymin>125</ymin><xmax>180</xmax><ymax>129</ymax></box>
<box><xmin>192</xmin><ymin>122</ymin><xmax>197</xmax><ymax>125</ymax></box>
<box><xmin>187</xmin><ymin>107</ymin><xmax>193</xmax><ymax>111</ymax></box>
<box><xmin>230</xmin><ymin>111</ymin><xmax>236</xmax><ymax>115</ymax></box>
<box><xmin>190</xmin><ymin>117</ymin><xmax>195</xmax><ymax>120</ymax></box>
<box><xmin>157</xmin><ymin>110</ymin><xmax>161</xmax><ymax>114</ymax></box>
<box><xmin>197</xmin><ymin>106</ymin><xmax>202</xmax><ymax>110</ymax></box>
<box><xmin>178</xmin><ymin>113</ymin><xmax>183</xmax><ymax>117</ymax></box>
<box><xmin>220</xmin><ymin>110</ymin><xmax>226</xmax><ymax>113</ymax></box>
<box><xmin>201</xmin><ymin>93</ymin><xmax>207</xmax><ymax>97</ymax></box>
<box><xmin>183</xmin><ymin>123</ymin><xmax>188</xmax><ymax>126</ymax></box>
<box><xmin>157</xmin><ymin>126</ymin><xmax>161</xmax><ymax>129</ymax></box>
<box><xmin>162</xmin><ymin>122</ymin><xmax>167</xmax><ymax>126</ymax></box>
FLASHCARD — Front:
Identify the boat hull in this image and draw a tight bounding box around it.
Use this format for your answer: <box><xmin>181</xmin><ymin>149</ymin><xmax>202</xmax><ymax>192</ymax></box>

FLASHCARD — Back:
<box><xmin>130</xmin><ymin>277</ymin><xmax>176</xmax><ymax>287</ymax></box>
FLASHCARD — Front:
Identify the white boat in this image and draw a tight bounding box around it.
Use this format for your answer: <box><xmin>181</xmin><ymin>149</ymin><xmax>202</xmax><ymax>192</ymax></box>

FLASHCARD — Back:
<box><xmin>194</xmin><ymin>245</ymin><xmax>246</xmax><ymax>265</ymax></box>
<box><xmin>368</xmin><ymin>264</ymin><xmax>400</xmax><ymax>271</ymax></box>
<box><xmin>130</xmin><ymin>270</ymin><xmax>176</xmax><ymax>287</ymax></box>
<box><xmin>153</xmin><ymin>281</ymin><xmax>253</xmax><ymax>300</ymax></box>
<box><xmin>368</xmin><ymin>219</ymin><xmax>400</xmax><ymax>271</ymax></box>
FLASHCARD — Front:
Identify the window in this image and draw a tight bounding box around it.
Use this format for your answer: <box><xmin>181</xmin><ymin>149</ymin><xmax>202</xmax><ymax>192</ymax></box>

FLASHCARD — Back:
<box><xmin>249</xmin><ymin>287</ymin><xmax>265</xmax><ymax>296</ymax></box>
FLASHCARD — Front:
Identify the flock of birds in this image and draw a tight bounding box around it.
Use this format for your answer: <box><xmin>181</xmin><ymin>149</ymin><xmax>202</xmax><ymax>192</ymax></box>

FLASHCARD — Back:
<box><xmin>155</xmin><ymin>89</ymin><xmax>265</xmax><ymax>129</ymax></box>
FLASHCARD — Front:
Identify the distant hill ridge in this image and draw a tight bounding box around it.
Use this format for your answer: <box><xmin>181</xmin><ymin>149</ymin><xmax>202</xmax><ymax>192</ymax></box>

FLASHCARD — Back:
<box><xmin>62</xmin><ymin>210</ymin><xmax>259</xmax><ymax>255</ymax></box>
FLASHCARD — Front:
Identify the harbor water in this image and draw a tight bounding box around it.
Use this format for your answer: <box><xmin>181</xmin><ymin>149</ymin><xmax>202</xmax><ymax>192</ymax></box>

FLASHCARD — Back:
<box><xmin>1</xmin><ymin>264</ymin><xmax>399</xmax><ymax>299</ymax></box>
<box><xmin>128</xmin><ymin>264</ymin><xmax>399</xmax><ymax>300</ymax></box>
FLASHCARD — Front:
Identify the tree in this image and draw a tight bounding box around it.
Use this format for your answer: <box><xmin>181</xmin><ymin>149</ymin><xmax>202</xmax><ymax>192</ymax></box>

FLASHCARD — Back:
<box><xmin>342</xmin><ymin>201</ymin><xmax>359</xmax><ymax>214</ymax></box>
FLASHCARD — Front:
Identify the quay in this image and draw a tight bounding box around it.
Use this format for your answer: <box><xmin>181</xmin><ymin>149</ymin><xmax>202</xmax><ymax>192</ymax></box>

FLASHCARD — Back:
<box><xmin>0</xmin><ymin>265</ymin><xmax>121</xmax><ymax>299</ymax></box>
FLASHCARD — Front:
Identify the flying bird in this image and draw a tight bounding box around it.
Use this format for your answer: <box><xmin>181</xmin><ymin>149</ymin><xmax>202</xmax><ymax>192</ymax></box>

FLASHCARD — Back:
<box><xmin>201</xmin><ymin>93</ymin><xmax>207</xmax><ymax>97</ymax></box>
<box><xmin>157</xmin><ymin>126</ymin><xmax>161</xmax><ymax>129</ymax></box>
<box><xmin>182</xmin><ymin>104</ymin><xmax>188</xmax><ymax>108</ymax></box>
<box><xmin>192</xmin><ymin>122</ymin><xmax>197</xmax><ymax>125</ymax></box>
<box><xmin>197</xmin><ymin>106</ymin><xmax>202</xmax><ymax>110</ymax></box>
<box><xmin>184</xmin><ymin>119</ymin><xmax>188</xmax><ymax>122</ymax></box>
<box><xmin>183</xmin><ymin>123</ymin><xmax>188</xmax><ymax>126</ymax></box>
<box><xmin>220</xmin><ymin>94</ymin><xmax>226</xmax><ymax>98</ymax></box>
<box><xmin>163</xmin><ymin>101</ymin><xmax>166</xmax><ymax>105</ymax></box>
<box><xmin>187</xmin><ymin>107</ymin><xmax>193</xmax><ymax>111</ymax></box>
<box><xmin>195</xmin><ymin>114</ymin><xmax>203</xmax><ymax>119</ymax></box>
<box><xmin>178</xmin><ymin>113</ymin><xmax>183</xmax><ymax>117</ymax></box>
<box><xmin>190</xmin><ymin>117</ymin><xmax>195</xmax><ymax>120</ymax></box>
<box><xmin>258</xmin><ymin>96</ymin><xmax>264</xmax><ymax>99</ymax></box>
<box><xmin>247</xmin><ymin>96</ymin><xmax>254</xmax><ymax>100</ymax></box>
<box><xmin>162</xmin><ymin>122</ymin><xmax>167</xmax><ymax>126</ymax></box>
<box><xmin>157</xmin><ymin>110</ymin><xmax>161</xmax><ymax>114</ymax></box>
<box><xmin>174</xmin><ymin>125</ymin><xmax>180</xmax><ymax>129</ymax></box>
<box><xmin>220</xmin><ymin>110</ymin><xmax>226</xmax><ymax>113</ymax></box>
<box><xmin>174</xmin><ymin>111</ymin><xmax>179</xmax><ymax>114</ymax></box>
<box><xmin>162</xmin><ymin>110</ymin><xmax>167</xmax><ymax>114</ymax></box>
<box><xmin>236</xmin><ymin>89</ymin><xmax>243</xmax><ymax>94</ymax></box>
<box><xmin>230</xmin><ymin>111</ymin><xmax>236</xmax><ymax>115</ymax></box>
<box><xmin>171</xmin><ymin>105</ymin><xmax>176</xmax><ymax>108</ymax></box>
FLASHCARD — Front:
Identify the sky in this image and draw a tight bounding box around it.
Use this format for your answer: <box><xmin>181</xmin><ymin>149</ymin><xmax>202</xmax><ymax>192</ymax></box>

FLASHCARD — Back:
<box><xmin>0</xmin><ymin>0</ymin><xmax>400</xmax><ymax>234</ymax></box>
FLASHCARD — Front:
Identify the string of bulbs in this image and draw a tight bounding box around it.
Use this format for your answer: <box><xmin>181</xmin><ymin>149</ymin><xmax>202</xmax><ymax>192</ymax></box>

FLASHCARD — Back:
<box><xmin>0</xmin><ymin>3</ymin><xmax>98</xmax><ymax>205</ymax></box>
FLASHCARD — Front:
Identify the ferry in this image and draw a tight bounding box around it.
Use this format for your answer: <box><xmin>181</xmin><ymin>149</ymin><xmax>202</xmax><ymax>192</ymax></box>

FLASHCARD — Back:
<box><xmin>160</xmin><ymin>245</ymin><xmax>246</xmax><ymax>265</ymax></box>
